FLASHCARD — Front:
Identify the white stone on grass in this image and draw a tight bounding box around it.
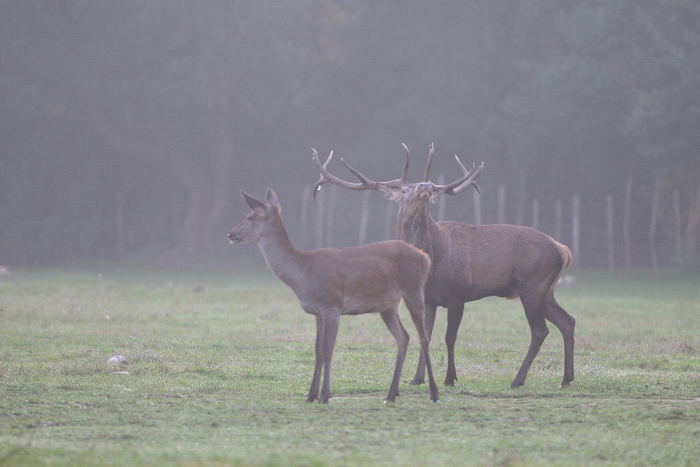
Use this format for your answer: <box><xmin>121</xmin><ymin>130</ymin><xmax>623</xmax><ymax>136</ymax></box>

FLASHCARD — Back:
<box><xmin>107</xmin><ymin>355</ymin><xmax>127</xmax><ymax>365</ymax></box>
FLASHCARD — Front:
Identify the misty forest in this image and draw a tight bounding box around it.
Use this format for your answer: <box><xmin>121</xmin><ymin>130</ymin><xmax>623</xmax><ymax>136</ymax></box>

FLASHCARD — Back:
<box><xmin>2</xmin><ymin>1</ymin><xmax>699</xmax><ymax>270</ymax></box>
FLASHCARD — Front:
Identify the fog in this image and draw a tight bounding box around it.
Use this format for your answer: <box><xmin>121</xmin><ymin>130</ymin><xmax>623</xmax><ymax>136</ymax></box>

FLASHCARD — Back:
<box><xmin>1</xmin><ymin>1</ymin><xmax>699</xmax><ymax>269</ymax></box>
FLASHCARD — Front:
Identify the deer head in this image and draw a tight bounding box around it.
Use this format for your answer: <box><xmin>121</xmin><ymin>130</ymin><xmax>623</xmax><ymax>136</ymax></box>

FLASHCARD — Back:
<box><xmin>228</xmin><ymin>189</ymin><xmax>282</xmax><ymax>244</ymax></box>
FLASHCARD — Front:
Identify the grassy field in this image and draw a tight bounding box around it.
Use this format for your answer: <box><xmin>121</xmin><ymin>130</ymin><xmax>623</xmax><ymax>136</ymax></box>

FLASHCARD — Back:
<box><xmin>1</xmin><ymin>262</ymin><xmax>699</xmax><ymax>466</ymax></box>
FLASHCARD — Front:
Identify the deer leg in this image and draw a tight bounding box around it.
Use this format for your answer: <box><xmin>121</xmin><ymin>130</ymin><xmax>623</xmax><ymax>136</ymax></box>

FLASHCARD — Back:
<box><xmin>380</xmin><ymin>307</ymin><xmax>410</xmax><ymax>402</ymax></box>
<box><xmin>444</xmin><ymin>302</ymin><xmax>465</xmax><ymax>386</ymax></box>
<box><xmin>319</xmin><ymin>312</ymin><xmax>340</xmax><ymax>403</ymax></box>
<box><xmin>511</xmin><ymin>293</ymin><xmax>549</xmax><ymax>388</ymax></box>
<box><xmin>307</xmin><ymin>314</ymin><xmax>325</xmax><ymax>402</ymax></box>
<box><xmin>544</xmin><ymin>296</ymin><xmax>576</xmax><ymax>387</ymax></box>
<box><xmin>404</xmin><ymin>295</ymin><xmax>440</xmax><ymax>402</ymax></box>
<box><xmin>411</xmin><ymin>302</ymin><xmax>437</xmax><ymax>385</ymax></box>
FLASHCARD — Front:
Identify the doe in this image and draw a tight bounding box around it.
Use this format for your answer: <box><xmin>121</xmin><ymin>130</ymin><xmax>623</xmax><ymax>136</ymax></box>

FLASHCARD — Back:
<box><xmin>228</xmin><ymin>188</ymin><xmax>439</xmax><ymax>403</ymax></box>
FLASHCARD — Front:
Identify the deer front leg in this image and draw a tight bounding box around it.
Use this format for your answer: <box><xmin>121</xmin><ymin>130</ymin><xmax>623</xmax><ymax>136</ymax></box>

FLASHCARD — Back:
<box><xmin>411</xmin><ymin>302</ymin><xmax>437</xmax><ymax>385</ymax></box>
<box><xmin>307</xmin><ymin>314</ymin><xmax>325</xmax><ymax>402</ymax></box>
<box><xmin>404</xmin><ymin>295</ymin><xmax>440</xmax><ymax>402</ymax></box>
<box><xmin>319</xmin><ymin>312</ymin><xmax>340</xmax><ymax>403</ymax></box>
<box><xmin>380</xmin><ymin>307</ymin><xmax>410</xmax><ymax>402</ymax></box>
<box><xmin>444</xmin><ymin>302</ymin><xmax>465</xmax><ymax>386</ymax></box>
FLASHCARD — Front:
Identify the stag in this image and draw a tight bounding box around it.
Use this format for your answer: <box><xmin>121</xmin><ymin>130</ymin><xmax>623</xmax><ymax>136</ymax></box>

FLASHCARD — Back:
<box><xmin>312</xmin><ymin>145</ymin><xmax>575</xmax><ymax>388</ymax></box>
<box><xmin>228</xmin><ymin>188</ymin><xmax>439</xmax><ymax>403</ymax></box>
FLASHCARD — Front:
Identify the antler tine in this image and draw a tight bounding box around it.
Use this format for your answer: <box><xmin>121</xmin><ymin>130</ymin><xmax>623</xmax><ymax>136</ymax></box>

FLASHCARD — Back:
<box><xmin>400</xmin><ymin>143</ymin><xmax>411</xmax><ymax>184</ymax></box>
<box><xmin>311</xmin><ymin>148</ymin><xmax>379</xmax><ymax>200</ymax></box>
<box><xmin>423</xmin><ymin>143</ymin><xmax>434</xmax><ymax>182</ymax></box>
<box><xmin>311</xmin><ymin>149</ymin><xmax>332</xmax><ymax>200</ymax></box>
<box><xmin>451</xmin><ymin>155</ymin><xmax>482</xmax><ymax>195</ymax></box>
<box><xmin>433</xmin><ymin>157</ymin><xmax>484</xmax><ymax>195</ymax></box>
<box><xmin>340</xmin><ymin>158</ymin><xmax>378</xmax><ymax>187</ymax></box>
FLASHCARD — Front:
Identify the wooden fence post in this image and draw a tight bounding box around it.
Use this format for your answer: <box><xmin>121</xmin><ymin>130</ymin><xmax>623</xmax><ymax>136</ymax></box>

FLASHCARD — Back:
<box><xmin>649</xmin><ymin>177</ymin><xmax>660</xmax><ymax>269</ymax></box>
<box><xmin>554</xmin><ymin>199</ymin><xmax>563</xmax><ymax>242</ymax></box>
<box><xmin>315</xmin><ymin>187</ymin><xmax>325</xmax><ymax>249</ymax></box>
<box><xmin>300</xmin><ymin>185</ymin><xmax>311</xmax><ymax>248</ymax></box>
<box><xmin>301</xmin><ymin>185</ymin><xmax>311</xmax><ymax>227</ymax></box>
<box><xmin>498</xmin><ymin>185</ymin><xmax>506</xmax><ymax>224</ymax></box>
<box><xmin>624</xmin><ymin>176</ymin><xmax>633</xmax><ymax>268</ymax></box>
<box><xmin>516</xmin><ymin>176</ymin><xmax>526</xmax><ymax>226</ymax></box>
<box><xmin>437</xmin><ymin>174</ymin><xmax>446</xmax><ymax>223</ymax></box>
<box><xmin>117</xmin><ymin>192</ymin><xmax>125</xmax><ymax>256</ymax></box>
<box><xmin>325</xmin><ymin>185</ymin><xmax>336</xmax><ymax>247</ymax></box>
<box><xmin>532</xmin><ymin>199</ymin><xmax>539</xmax><ymax>231</ymax></box>
<box><xmin>674</xmin><ymin>188</ymin><xmax>682</xmax><ymax>264</ymax></box>
<box><xmin>572</xmin><ymin>194</ymin><xmax>580</xmax><ymax>267</ymax></box>
<box><xmin>606</xmin><ymin>195</ymin><xmax>614</xmax><ymax>269</ymax></box>
<box><xmin>358</xmin><ymin>190</ymin><xmax>371</xmax><ymax>245</ymax></box>
<box><xmin>473</xmin><ymin>190</ymin><xmax>482</xmax><ymax>225</ymax></box>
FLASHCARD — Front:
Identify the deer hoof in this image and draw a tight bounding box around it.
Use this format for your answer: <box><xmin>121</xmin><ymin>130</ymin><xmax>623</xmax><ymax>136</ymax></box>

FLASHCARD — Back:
<box><xmin>410</xmin><ymin>377</ymin><xmax>424</xmax><ymax>386</ymax></box>
<box><xmin>431</xmin><ymin>398</ymin><xmax>440</xmax><ymax>403</ymax></box>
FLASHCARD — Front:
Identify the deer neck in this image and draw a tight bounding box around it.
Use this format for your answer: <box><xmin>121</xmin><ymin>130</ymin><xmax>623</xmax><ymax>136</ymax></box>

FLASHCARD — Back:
<box><xmin>396</xmin><ymin>202</ymin><xmax>436</xmax><ymax>258</ymax></box>
<box><xmin>257</xmin><ymin>216</ymin><xmax>306</xmax><ymax>290</ymax></box>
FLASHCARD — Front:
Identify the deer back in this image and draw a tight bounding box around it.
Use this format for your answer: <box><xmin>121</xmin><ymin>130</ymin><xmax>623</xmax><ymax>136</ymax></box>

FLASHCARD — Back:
<box><xmin>297</xmin><ymin>240</ymin><xmax>431</xmax><ymax>316</ymax></box>
<box><xmin>424</xmin><ymin>222</ymin><xmax>569</xmax><ymax>304</ymax></box>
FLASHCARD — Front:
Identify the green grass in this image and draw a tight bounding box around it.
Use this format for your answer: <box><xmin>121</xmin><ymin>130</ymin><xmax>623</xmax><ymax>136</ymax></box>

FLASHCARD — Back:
<box><xmin>1</xmin><ymin>264</ymin><xmax>699</xmax><ymax>466</ymax></box>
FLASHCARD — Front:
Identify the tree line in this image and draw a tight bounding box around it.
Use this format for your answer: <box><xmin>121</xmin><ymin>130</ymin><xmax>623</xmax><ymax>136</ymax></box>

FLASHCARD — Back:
<box><xmin>1</xmin><ymin>0</ymin><xmax>698</xmax><ymax>269</ymax></box>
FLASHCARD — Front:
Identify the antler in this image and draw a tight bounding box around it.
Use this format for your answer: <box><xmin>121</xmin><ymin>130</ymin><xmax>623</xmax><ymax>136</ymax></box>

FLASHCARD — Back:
<box><xmin>311</xmin><ymin>145</ymin><xmax>483</xmax><ymax>200</ymax></box>
<box><xmin>311</xmin><ymin>147</ymin><xmax>410</xmax><ymax>200</ymax></box>
<box><xmin>440</xmin><ymin>156</ymin><xmax>483</xmax><ymax>195</ymax></box>
<box><xmin>434</xmin><ymin>157</ymin><xmax>484</xmax><ymax>195</ymax></box>
<box><xmin>311</xmin><ymin>149</ymin><xmax>378</xmax><ymax>200</ymax></box>
<box><xmin>422</xmin><ymin>143</ymin><xmax>483</xmax><ymax>195</ymax></box>
<box><xmin>455</xmin><ymin>155</ymin><xmax>482</xmax><ymax>195</ymax></box>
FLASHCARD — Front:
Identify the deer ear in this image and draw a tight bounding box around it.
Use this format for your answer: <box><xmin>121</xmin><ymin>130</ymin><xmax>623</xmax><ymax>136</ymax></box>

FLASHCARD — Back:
<box><xmin>377</xmin><ymin>184</ymin><xmax>400</xmax><ymax>202</ymax></box>
<box><xmin>266</xmin><ymin>188</ymin><xmax>281</xmax><ymax>213</ymax></box>
<box><xmin>241</xmin><ymin>190</ymin><xmax>267</xmax><ymax>213</ymax></box>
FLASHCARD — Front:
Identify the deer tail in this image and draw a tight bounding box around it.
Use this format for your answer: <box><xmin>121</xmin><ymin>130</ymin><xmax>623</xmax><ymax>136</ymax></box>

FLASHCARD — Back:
<box><xmin>561</xmin><ymin>244</ymin><xmax>573</xmax><ymax>270</ymax></box>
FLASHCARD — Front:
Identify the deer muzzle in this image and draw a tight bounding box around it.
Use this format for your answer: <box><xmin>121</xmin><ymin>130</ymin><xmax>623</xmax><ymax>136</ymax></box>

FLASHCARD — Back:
<box><xmin>417</xmin><ymin>182</ymin><xmax>432</xmax><ymax>199</ymax></box>
<box><xmin>228</xmin><ymin>231</ymin><xmax>240</xmax><ymax>243</ymax></box>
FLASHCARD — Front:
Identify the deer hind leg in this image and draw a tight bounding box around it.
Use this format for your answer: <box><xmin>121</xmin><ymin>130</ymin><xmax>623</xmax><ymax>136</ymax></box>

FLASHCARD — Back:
<box><xmin>444</xmin><ymin>302</ymin><xmax>465</xmax><ymax>386</ymax></box>
<box><xmin>511</xmin><ymin>292</ymin><xmax>549</xmax><ymax>388</ymax></box>
<box><xmin>411</xmin><ymin>302</ymin><xmax>437</xmax><ymax>386</ymax></box>
<box><xmin>404</xmin><ymin>295</ymin><xmax>439</xmax><ymax>402</ymax></box>
<box><xmin>544</xmin><ymin>295</ymin><xmax>576</xmax><ymax>386</ymax></box>
<box><xmin>379</xmin><ymin>306</ymin><xmax>410</xmax><ymax>402</ymax></box>
<box><xmin>318</xmin><ymin>312</ymin><xmax>340</xmax><ymax>403</ymax></box>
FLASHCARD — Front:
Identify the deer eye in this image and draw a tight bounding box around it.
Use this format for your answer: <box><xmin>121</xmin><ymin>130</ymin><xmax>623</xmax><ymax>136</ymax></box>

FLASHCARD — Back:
<box><xmin>402</xmin><ymin>188</ymin><xmax>408</xmax><ymax>194</ymax></box>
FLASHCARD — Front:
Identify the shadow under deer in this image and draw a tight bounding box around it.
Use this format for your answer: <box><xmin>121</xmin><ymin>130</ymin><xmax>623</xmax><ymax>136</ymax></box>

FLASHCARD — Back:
<box><xmin>312</xmin><ymin>145</ymin><xmax>575</xmax><ymax>389</ymax></box>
